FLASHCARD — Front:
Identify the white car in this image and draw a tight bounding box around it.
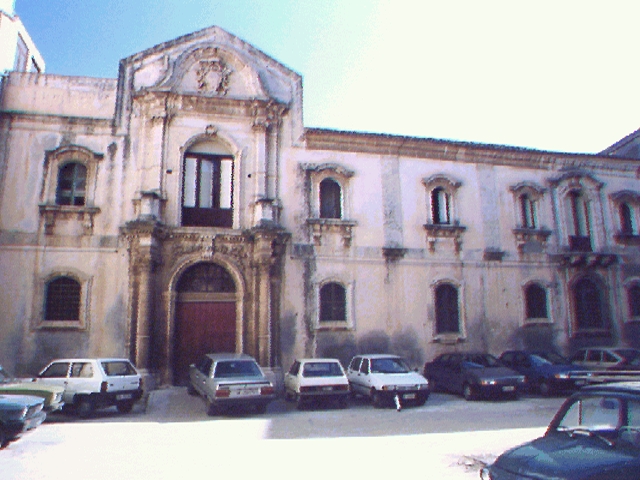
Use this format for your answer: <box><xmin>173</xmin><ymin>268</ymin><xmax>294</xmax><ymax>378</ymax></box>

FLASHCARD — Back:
<box><xmin>284</xmin><ymin>358</ymin><xmax>350</xmax><ymax>409</ymax></box>
<box><xmin>347</xmin><ymin>354</ymin><xmax>429</xmax><ymax>410</ymax></box>
<box><xmin>35</xmin><ymin>358</ymin><xmax>143</xmax><ymax>417</ymax></box>
<box><xmin>188</xmin><ymin>353</ymin><xmax>276</xmax><ymax>416</ymax></box>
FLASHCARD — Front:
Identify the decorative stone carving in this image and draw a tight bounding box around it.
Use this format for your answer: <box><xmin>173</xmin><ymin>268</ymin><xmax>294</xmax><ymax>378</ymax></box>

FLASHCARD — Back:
<box><xmin>424</xmin><ymin>224</ymin><xmax>466</xmax><ymax>253</ymax></box>
<box><xmin>196</xmin><ymin>58</ymin><xmax>232</xmax><ymax>95</ymax></box>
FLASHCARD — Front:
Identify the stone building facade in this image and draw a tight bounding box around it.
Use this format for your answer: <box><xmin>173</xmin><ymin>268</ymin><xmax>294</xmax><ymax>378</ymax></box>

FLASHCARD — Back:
<box><xmin>1</xmin><ymin>25</ymin><xmax>640</xmax><ymax>384</ymax></box>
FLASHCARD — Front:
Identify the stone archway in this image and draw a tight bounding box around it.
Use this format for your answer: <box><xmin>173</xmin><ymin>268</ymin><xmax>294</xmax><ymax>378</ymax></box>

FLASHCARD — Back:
<box><xmin>173</xmin><ymin>262</ymin><xmax>237</xmax><ymax>385</ymax></box>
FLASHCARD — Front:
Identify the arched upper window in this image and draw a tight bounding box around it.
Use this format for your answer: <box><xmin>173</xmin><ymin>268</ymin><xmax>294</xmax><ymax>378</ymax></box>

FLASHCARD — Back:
<box><xmin>519</xmin><ymin>193</ymin><xmax>537</xmax><ymax>229</ymax></box>
<box><xmin>566</xmin><ymin>190</ymin><xmax>592</xmax><ymax>251</ymax></box>
<box><xmin>56</xmin><ymin>162</ymin><xmax>87</xmax><ymax>206</ymax></box>
<box><xmin>431</xmin><ymin>187</ymin><xmax>451</xmax><ymax>225</ymax></box>
<box><xmin>45</xmin><ymin>276</ymin><xmax>81</xmax><ymax>321</ymax></box>
<box><xmin>319</xmin><ymin>178</ymin><xmax>342</xmax><ymax>219</ymax></box>
<box><xmin>525</xmin><ymin>283</ymin><xmax>548</xmax><ymax>320</ymax></box>
<box><xmin>435</xmin><ymin>283</ymin><xmax>460</xmax><ymax>334</ymax></box>
<box><xmin>319</xmin><ymin>282</ymin><xmax>346</xmax><ymax>322</ymax></box>
<box><xmin>176</xmin><ymin>262</ymin><xmax>236</xmax><ymax>293</ymax></box>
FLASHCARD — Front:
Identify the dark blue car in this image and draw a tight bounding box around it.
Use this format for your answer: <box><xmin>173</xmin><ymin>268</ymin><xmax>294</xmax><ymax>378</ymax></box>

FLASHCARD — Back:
<box><xmin>499</xmin><ymin>350</ymin><xmax>589</xmax><ymax>396</ymax></box>
<box><xmin>481</xmin><ymin>382</ymin><xmax>640</xmax><ymax>479</ymax></box>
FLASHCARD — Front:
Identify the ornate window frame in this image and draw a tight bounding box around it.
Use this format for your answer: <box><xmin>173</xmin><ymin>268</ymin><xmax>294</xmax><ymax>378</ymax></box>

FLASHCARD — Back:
<box><xmin>548</xmin><ymin>171</ymin><xmax>604</xmax><ymax>253</ymax></box>
<box><xmin>34</xmin><ymin>270</ymin><xmax>92</xmax><ymax>330</ymax></box>
<box><xmin>510</xmin><ymin>182</ymin><xmax>552</xmax><ymax>252</ymax></box>
<box><xmin>610</xmin><ymin>191</ymin><xmax>640</xmax><ymax>245</ymax></box>
<box><xmin>422</xmin><ymin>175</ymin><xmax>465</xmax><ymax>253</ymax></box>
<box><xmin>303</xmin><ymin>163</ymin><xmax>357</xmax><ymax>247</ymax></box>
<box><xmin>39</xmin><ymin>145</ymin><xmax>102</xmax><ymax>235</ymax></box>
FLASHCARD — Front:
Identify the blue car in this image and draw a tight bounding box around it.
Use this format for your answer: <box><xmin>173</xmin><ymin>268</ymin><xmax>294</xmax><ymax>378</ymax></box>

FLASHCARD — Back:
<box><xmin>481</xmin><ymin>382</ymin><xmax>640</xmax><ymax>479</ymax></box>
<box><xmin>499</xmin><ymin>350</ymin><xmax>588</xmax><ymax>396</ymax></box>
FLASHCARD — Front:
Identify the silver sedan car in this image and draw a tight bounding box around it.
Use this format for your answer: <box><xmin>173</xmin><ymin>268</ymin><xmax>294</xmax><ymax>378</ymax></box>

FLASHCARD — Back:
<box><xmin>188</xmin><ymin>353</ymin><xmax>276</xmax><ymax>416</ymax></box>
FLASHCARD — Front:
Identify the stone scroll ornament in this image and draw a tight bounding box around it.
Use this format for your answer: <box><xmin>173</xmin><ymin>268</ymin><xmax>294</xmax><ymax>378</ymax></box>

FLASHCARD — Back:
<box><xmin>196</xmin><ymin>58</ymin><xmax>232</xmax><ymax>95</ymax></box>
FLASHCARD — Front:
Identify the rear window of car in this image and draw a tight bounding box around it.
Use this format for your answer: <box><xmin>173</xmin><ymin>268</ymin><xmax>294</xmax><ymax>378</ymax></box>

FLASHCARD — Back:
<box><xmin>101</xmin><ymin>361</ymin><xmax>138</xmax><ymax>376</ymax></box>
<box><xmin>214</xmin><ymin>360</ymin><xmax>262</xmax><ymax>378</ymax></box>
<box><xmin>302</xmin><ymin>362</ymin><xmax>344</xmax><ymax>377</ymax></box>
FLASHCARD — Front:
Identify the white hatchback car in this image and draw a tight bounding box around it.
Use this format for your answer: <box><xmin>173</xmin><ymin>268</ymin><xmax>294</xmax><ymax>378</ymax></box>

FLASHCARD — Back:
<box><xmin>347</xmin><ymin>354</ymin><xmax>429</xmax><ymax>410</ymax></box>
<box><xmin>284</xmin><ymin>358</ymin><xmax>350</xmax><ymax>409</ymax></box>
<box><xmin>35</xmin><ymin>358</ymin><xmax>143</xmax><ymax>417</ymax></box>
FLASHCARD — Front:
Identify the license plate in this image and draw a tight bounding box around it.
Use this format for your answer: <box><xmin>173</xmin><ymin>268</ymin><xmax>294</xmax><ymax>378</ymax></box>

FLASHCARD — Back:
<box><xmin>116</xmin><ymin>394</ymin><xmax>133</xmax><ymax>400</ymax></box>
<box><xmin>233</xmin><ymin>388</ymin><xmax>259</xmax><ymax>396</ymax></box>
<box><xmin>575</xmin><ymin>380</ymin><xmax>586</xmax><ymax>386</ymax></box>
<box><xmin>502</xmin><ymin>386</ymin><xmax>515</xmax><ymax>392</ymax></box>
<box><xmin>403</xmin><ymin>393</ymin><xmax>416</xmax><ymax>400</ymax></box>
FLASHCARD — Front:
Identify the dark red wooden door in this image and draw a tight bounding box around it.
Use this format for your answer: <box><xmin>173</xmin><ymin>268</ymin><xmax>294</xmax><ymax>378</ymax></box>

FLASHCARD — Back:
<box><xmin>174</xmin><ymin>301</ymin><xmax>236</xmax><ymax>385</ymax></box>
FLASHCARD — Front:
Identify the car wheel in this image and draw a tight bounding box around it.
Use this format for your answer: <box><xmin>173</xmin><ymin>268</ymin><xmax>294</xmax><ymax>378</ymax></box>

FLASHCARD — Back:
<box><xmin>255</xmin><ymin>403</ymin><xmax>267</xmax><ymax>414</ymax></box>
<box><xmin>539</xmin><ymin>381</ymin><xmax>551</xmax><ymax>397</ymax></box>
<box><xmin>415</xmin><ymin>393</ymin><xmax>429</xmax><ymax>406</ymax></box>
<box><xmin>295</xmin><ymin>394</ymin><xmax>306</xmax><ymax>410</ymax></box>
<box><xmin>206</xmin><ymin>398</ymin><xmax>218</xmax><ymax>416</ymax></box>
<box><xmin>0</xmin><ymin>426</ymin><xmax>8</xmax><ymax>449</ymax></box>
<box><xmin>428</xmin><ymin>377</ymin><xmax>438</xmax><ymax>392</ymax></box>
<box><xmin>76</xmin><ymin>398</ymin><xmax>94</xmax><ymax>418</ymax></box>
<box><xmin>116</xmin><ymin>400</ymin><xmax>134</xmax><ymax>413</ymax></box>
<box><xmin>463</xmin><ymin>383</ymin><xmax>475</xmax><ymax>401</ymax></box>
<box><xmin>187</xmin><ymin>383</ymin><xmax>197</xmax><ymax>396</ymax></box>
<box><xmin>371</xmin><ymin>390</ymin><xmax>385</xmax><ymax>408</ymax></box>
<box><xmin>338</xmin><ymin>396</ymin><xmax>348</xmax><ymax>409</ymax></box>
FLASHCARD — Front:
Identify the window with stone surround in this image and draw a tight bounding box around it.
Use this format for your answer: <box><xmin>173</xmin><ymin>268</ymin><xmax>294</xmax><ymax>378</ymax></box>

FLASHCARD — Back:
<box><xmin>626</xmin><ymin>281</ymin><xmax>640</xmax><ymax>320</ymax></box>
<box><xmin>524</xmin><ymin>283</ymin><xmax>549</xmax><ymax>322</ymax></box>
<box><xmin>422</xmin><ymin>175</ymin><xmax>465</xmax><ymax>253</ymax></box>
<box><xmin>39</xmin><ymin>145</ymin><xmax>102</xmax><ymax>236</ymax></box>
<box><xmin>611</xmin><ymin>191</ymin><xmax>640</xmax><ymax>244</ymax></box>
<box><xmin>316</xmin><ymin>279</ymin><xmax>353</xmax><ymax>329</ymax></box>
<box><xmin>509</xmin><ymin>182</ymin><xmax>551</xmax><ymax>253</ymax></box>
<box><xmin>37</xmin><ymin>272</ymin><xmax>91</xmax><ymax>329</ymax></box>
<box><xmin>571</xmin><ymin>276</ymin><xmax>609</xmax><ymax>336</ymax></box>
<box><xmin>303</xmin><ymin>163</ymin><xmax>356</xmax><ymax>247</ymax></box>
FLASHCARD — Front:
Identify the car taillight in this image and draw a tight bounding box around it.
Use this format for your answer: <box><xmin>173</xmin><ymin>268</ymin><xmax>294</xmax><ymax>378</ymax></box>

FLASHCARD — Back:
<box><xmin>100</xmin><ymin>381</ymin><xmax>108</xmax><ymax>393</ymax></box>
<box><xmin>215</xmin><ymin>387</ymin><xmax>231</xmax><ymax>398</ymax></box>
<box><xmin>260</xmin><ymin>386</ymin><xmax>275</xmax><ymax>395</ymax></box>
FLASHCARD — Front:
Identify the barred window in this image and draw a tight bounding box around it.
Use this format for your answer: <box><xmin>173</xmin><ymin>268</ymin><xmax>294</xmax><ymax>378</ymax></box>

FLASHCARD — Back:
<box><xmin>45</xmin><ymin>277</ymin><xmax>81</xmax><ymax>321</ymax></box>
<box><xmin>628</xmin><ymin>284</ymin><xmax>640</xmax><ymax>318</ymax></box>
<box><xmin>320</xmin><ymin>282</ymin><xmax>346</xmax><ymax>322</ymax></box>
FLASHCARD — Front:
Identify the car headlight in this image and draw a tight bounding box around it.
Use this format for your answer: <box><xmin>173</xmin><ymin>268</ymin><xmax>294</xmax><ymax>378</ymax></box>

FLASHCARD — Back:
<box><xmin>381</xmin><ymin>385</ymin><xmax>397</xmax><ymax>391</ymax></box>
<box><xmin>480</xmin><ymin>379</ymin><xmax>496</xmax><ymax>386</ymax></box>
<box><xmin>554</xmin><ymin>373</ymin><xmax>569</xmax><ymax>379</ymax></box>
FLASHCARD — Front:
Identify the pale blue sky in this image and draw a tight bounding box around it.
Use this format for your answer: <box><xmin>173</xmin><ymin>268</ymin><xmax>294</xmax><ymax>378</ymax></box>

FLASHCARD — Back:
<box><xmin>13</xmin><ymin>0</ymin><xmax>640</xmax><ymax>154</ymax></box>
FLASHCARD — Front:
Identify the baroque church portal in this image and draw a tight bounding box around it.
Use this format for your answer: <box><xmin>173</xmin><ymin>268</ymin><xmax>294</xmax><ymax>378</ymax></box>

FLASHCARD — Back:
<box><xmin>2</xmin><ymin>22</ymin><xmax>640</xmax><ymax>385</ymax></box>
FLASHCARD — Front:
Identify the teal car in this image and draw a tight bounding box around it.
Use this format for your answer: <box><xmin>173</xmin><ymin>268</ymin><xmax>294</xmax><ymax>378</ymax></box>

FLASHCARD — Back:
<box><xmin>0</xmin><ymin>394</ymin><xmax>46</xmax><ymax>449</ymax></box>
<box><xmin>0</xmin><ymin>365</ymin><xmax>64</xmax><ymax>412</ymax></box>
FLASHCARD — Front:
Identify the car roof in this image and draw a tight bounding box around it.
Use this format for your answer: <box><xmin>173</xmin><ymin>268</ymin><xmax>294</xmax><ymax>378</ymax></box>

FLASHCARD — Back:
<box><xmin>579</xmin><ymin>381</ymin><xmax>640</xmax><ymax>395</ymax></box>
<box><xmin>295</xmin><ymin>358</ymin><xmax>342</xmax><ymax>363</ymax></box>
<box><xmin>204</xmin><ymin>353</ymin><xmax>256</xmax><ymax>362</ymax></box>
<box><xmin>354</xmin><ymin>354</ymin><xmax>402</xmax><ymax>359</ymax></box>
<box><xmin>46</xmin><ymin>358</ymin><xmax>134</xmax><ymax>363</ymax></box>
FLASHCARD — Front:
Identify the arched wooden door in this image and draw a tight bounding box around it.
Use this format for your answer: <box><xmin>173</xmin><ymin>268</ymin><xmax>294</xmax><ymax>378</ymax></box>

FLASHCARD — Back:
<box><xmin>173</xmin><ymin>262</ymin><xmax>237</xmax><ymax>385</ymax></box>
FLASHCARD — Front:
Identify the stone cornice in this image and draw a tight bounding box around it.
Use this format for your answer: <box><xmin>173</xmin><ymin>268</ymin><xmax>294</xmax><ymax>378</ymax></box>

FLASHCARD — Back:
<box><xmin>303</xmin><ymin>128</ymin><xmax>640</xmax><ymax>172</ymax></box>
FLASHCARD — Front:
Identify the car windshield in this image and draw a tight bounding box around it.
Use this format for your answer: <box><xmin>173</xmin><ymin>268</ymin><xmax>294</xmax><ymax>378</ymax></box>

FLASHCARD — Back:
<box><xmin>464</xmin><ymin>354</ymin><xmax>501</xmax><ymax>368</ymax></box>
<box><xmin>616</xmin><ymin>349</ymin><xmax>640</xmax><ymax>363</ymax></box>
<box><xmin>214</xmin><ymin>360</ymin><xmax>263</xmax><ymax>378</ymax></box>
<box><xmin>535</xmin><ymin>351</ymin><xmax>570</xmax><ymax>365</ymax></box>
<box><xmin>302</xmin><ymin>362</ymin><xmax>344</xmax><ymax>377</ymax></box>
<box><xmin>370</xmin><ymin>358</ymin><xmax>410</xmax><ymax>374</ymax></box>
<box><xmin>556</xmin><ymin>395</ymin><xmax>640</xmax><ymax>445</ymax></box>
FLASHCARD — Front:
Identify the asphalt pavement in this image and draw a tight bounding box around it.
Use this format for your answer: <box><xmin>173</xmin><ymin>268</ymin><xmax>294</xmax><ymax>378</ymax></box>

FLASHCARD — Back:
<box><xmin>0</xmin><ymin>387</ymin><xmax>554</xmax><ymax>479</ymax></box>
